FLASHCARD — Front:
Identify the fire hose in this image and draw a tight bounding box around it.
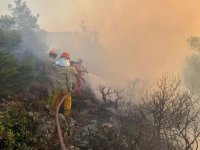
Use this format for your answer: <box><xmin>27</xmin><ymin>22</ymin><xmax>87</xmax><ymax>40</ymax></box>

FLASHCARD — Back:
<box><xmin>55</xmin><ymin>74</ymin><xmax>86</xmax><ymax>150</ymax></box>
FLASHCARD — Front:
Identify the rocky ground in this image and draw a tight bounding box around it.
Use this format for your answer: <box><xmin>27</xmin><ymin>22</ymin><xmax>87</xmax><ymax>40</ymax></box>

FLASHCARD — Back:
<box><xmin>0</xmin><ymin>92</ymin><xmax>128</xmax><ymax>150</ymax></box>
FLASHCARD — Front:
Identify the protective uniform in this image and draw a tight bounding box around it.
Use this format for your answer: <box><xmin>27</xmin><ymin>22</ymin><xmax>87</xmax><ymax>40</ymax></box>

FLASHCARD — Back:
<box><xmin>66</xmin><ymin>65</ymin><xmax>77</xmax><ymax>91</ymax></box>
<box><xmin>44</xmin><ymin>48</ymin><xmax>57</xmax><ymax>97</ymax></box>
<box><xmin>75</xmin><ymin>58</ymin><xmax>84</xmax><ymax>95</ymax></box>
<box><xmin>50</xmin><ymin>51</ymin><xmax>76</xmax><ymax>117</ymax></box>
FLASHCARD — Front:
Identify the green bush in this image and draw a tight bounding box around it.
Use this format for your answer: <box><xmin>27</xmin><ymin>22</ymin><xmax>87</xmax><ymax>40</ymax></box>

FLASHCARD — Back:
<box><xmin>15</xmin><ymin>55</ymin><xmax>36</xmax><ymax>91</ymax></box>
<box><xmin>0</xmin><ymin>28</ymin><xmax>22</xmax><ymax>50</ymax></box>
<box><xmin>0</xmin><ymin>109</ymin><xmax>37</xmax><ymax>150</ymax></box>
<box><xmin>0</xmin><ymin>52</ymin><xmax>19</xmax><ymax>97</ymax></box>
<box><xmin>0</xmin><ymin>52</ymin><xmax>35</xmax><ymax>97</ymax></box>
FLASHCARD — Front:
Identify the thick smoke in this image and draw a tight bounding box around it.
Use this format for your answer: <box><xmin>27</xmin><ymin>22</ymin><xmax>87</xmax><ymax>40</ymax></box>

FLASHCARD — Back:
<box><xmin>0</xmin><ymin>0</ymin><xmax>49</xmax><ymax>61</ymax></box>
<box><xmin>27</xmin><ymin>0</ymin><xmax>200</xmax><ymax>85</ymax></box>
<box><xmin>14</xmin><ymin>30</ymin><xmax>48</xmax><ymax>60</ymax></box>
<box><xmin>45</xmin><ymin>22</ymin><xmax>106</xmax><ymax>77</ymax></box>
<box><xmin>2</xmin><ymin>0</ymin><xmax>200</xmax><ymax>86</ymax></box>
<box><xmin>183</xmin><ymin>52</ymin><xmax>200</xmax><ymax>93</ymax></box>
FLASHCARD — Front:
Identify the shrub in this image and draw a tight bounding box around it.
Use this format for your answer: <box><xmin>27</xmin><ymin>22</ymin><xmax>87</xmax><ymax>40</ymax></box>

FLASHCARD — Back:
<box><xmin>0</xmin><ymin>52</ymin><xmax>35</xmax><ymax>98</ymax></box>
<box><xmin>0</xmin><ymin>52</ymin><xmax>19</xmax><ymax>97</ymax></box>
<box><xmin>0</xmin><ymin>28</ymin><xmax>22</xmax><ymax>50</ymax></box>
<box><xmin>15</xmin><ymin>55</ymin><xmax>36</xmax><ymax>91</ymax></box>
<box><xmin>0</xmin><ymin>109</ymin><xmax>37</xmax><ymax>149</ymax></box>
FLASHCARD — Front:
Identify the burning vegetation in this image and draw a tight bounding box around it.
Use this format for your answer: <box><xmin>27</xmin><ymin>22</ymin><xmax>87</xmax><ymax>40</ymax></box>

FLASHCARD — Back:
<box><xmin>1</xmin><ymin>0</ymin><xmax>200</xmax><ymax>150</ymax></box>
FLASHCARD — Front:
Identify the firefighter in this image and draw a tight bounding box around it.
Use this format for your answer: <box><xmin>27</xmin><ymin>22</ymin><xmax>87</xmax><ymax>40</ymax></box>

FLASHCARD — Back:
<box><xmin>44</xmin><ymin>48</ymin><xmax>57</xmax><ymax>97</ymax></box>
<box><xmin>50</xmin><ymin>51</ymin><xmax>76</xmax><ymax>117</ymax></box>
<box><xmin>70</xmin><ymin>61</ymin><xmax>78</xmax><ymax>90</ymax></box>
<box><xmin>74</xmin><ymin>58</ymin><xmax>85</xmax><ymax>95</ymax></box>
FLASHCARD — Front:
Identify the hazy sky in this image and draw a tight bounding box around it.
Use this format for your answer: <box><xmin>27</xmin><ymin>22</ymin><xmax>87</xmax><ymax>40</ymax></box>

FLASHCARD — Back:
<box><xmin>1</xmin><ymin>0</ymin><xmax>200</xmax><ymax>83</ymax></box>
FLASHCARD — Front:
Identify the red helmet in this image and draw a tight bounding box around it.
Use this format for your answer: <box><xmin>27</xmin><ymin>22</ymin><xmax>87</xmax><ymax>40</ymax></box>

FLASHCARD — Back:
<box><xmin>61</xmin><ymin>51</ymin><xmax>70</xmax><ymax>59</ymax></box>
<box><xmin>49</xmin><ymin>48</ymin><xmax>57</xmax><ymax>55</ymax></box>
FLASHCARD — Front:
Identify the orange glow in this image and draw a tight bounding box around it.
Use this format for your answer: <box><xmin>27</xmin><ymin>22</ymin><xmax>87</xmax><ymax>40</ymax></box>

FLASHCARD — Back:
<box><xmin>1</xmin><ymin>0</ymin><xmax>200</xmax><ymax>83</ymax></box>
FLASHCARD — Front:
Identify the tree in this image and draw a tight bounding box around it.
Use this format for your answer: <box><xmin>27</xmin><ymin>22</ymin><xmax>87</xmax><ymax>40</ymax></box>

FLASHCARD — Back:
<box><xmin>15</xmin><ymin>55</ymin><xmax>36</xmax><ymax>92</ymax></box>
<box><xmin>0</xmin><ymin>52</ymin><xmax>19</xmax><ymax>97</ymax></box>
<box><xmin>8</xmin><ymin>0</ymin><xmax>39</xmax><ymax>33</ymax></box>
<box><xmin>141</xmin><ymin>74</ymin><xmax>200</xmax><ymax>150</ymax></box>
<box><xmin>183</xmin><ymin>53</ymin><xmax>200</xmax><ymax>93</ymax></box>
<box><xmin>97</xmin><ymin>84</ymin><xmax>124</xmax><ymax>108</ymax></box>
<box><xmin>8</xmin><ymin>0</ymin><xmax>47</xmax><ymax>58</ymax></box>
<box><xmin>0</xmin><ymin>15</ymin><xmax>22</xmax><ymax>50</ymax></box>
<box><xmin>188</xmin><ymin>36</ymin><xmax>200</xmax><ymax>52</ymax></box>
<box><xmin>0</xmin><ymin>15</ymin><xmax>15</xmax><ymax>30</ymax></box>
<box><xmin>183</xmin><ymin>36</ymin><xmax>200</xmax><ymax>93</ymax></box>
<box><xmin>0</xmin><ymin>28</ymin><xmax>22</xmax><ymax>50</ymax></box>
<box><xmin>0</xmin><ymin>52</ymin><xmax>35</xmax><ymax>97</ymax></box>
<box><xmin>117</xmin><ymin>103</ymin><xmax>154</xmax><ymax>150</ymax></box>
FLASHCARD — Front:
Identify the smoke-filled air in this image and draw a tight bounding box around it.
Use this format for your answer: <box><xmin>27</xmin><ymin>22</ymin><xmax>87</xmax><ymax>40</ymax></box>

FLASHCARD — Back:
<box><xmin>2</xmin><ymin>0</ymin><xmax>200</xmax><ymax>84</ymax></box>
<box><xmin>1</xmin><ymin>0</ymin><xmax>200</xmax><ymax>150</ymax></box>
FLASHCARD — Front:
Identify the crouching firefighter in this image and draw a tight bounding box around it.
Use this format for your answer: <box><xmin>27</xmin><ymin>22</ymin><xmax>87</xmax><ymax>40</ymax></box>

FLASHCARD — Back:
<box><xmin>50</xmin><ymin>51</ymin><xmax>77</xmax><ymax>117</ymax></box>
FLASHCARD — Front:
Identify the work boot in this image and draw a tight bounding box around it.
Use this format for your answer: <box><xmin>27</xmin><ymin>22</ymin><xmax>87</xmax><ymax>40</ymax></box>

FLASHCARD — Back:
<box><xmin>64</xmin><ymin>110</ymin><xmax>71</xmax><ymax>118</ymax></box>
